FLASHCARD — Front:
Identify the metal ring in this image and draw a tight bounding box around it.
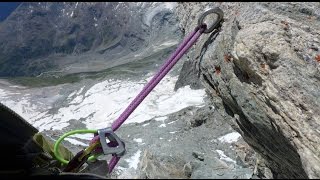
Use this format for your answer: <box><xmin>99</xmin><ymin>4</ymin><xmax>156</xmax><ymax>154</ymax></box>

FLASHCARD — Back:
<box><xmin>198</xmin><ymin>7</ymin><xmax>224</xmax><ymax>34</ymax></box>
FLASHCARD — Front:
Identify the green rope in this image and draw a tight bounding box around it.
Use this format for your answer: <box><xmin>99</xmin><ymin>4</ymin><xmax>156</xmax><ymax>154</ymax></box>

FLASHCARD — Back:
<box><xmin>88</xmin><ymin>153</ymin><xmax>102</xmax><ymax>162</ymax></box>
<box><xmin>54</xmin><ymin>129</ymin><xmax>98</xmax><ymax>164</ymax></box>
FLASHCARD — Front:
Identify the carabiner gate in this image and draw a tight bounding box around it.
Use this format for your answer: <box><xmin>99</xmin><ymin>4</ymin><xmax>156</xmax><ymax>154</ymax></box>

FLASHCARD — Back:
<box><xmin>198</xmin><ymin>7</ymin><xmax>224</xmax><ymax>34</ymax></box>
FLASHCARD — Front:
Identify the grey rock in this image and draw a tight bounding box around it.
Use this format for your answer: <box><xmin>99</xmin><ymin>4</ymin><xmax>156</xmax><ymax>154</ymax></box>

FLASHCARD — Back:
<box><xmin>175</xmin><ymin>2</ymin><xmax>320</xmax><ymax>179</ymax></box>
<box><xmin>138</xmin><ymin>150</ymin><xmax>190</xmax><ymax>179</ymax></box>
<box><xmin>45</xmin><ymin>99</ymin><xmax>255</xmax><ymax>179</ymax></box>
<box><xmin>113</xmin><ymin>104</ymin><xmax>254</xmax><ymax>179</ymax></box>
<box><xmin>234</xmin><ymin>139</ymin><xmax>256</xmax><ymax>168</ymax></box>
<box><xmin>80</xmin><ymin>160</ymin><xmax>109</xmax><ymax>178</ymax></box>
<box><xmin>174</xmin><ymin>60</ymin><xmax>204</xmax><ymax>91</ymax></box>
<box><xmin>183</xmin><ymin>162</ymin><xmax>193</xmax><ymax>178</ymax></box>
<box><xmin>192</xmin><ymin>151</ymin><xmax>205</xmax><ymax>161</ymax></box>
<box><xmin>191</xmin><ymin>156</ymin><xmax>253</xmax><ymax>179</ymax></box>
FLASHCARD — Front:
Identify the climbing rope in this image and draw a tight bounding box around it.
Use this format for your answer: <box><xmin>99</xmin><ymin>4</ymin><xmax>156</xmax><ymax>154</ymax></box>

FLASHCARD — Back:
<box><xmin>54</xmin><ymin>7</ymin><xmax>224</xmax><ymax>174</ymax></box>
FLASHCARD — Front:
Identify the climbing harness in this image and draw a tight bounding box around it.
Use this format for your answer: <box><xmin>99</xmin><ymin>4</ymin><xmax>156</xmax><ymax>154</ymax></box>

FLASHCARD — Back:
<box><xmin>54</xmin><ymin>7</ymin><xmax>224</xmax><ymax>174</ymax></box>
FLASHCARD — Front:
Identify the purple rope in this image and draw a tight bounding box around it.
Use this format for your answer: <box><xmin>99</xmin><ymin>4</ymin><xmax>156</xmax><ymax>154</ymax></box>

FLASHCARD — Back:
<box><xmin>108</xmin><ymin>156</ymin><xmax>121</xmax><ymax>173</ymax></box>
<box><xmin>90</xmin><ymin>26</ymin><xmax>203</xmax><ymax>143</ymax></box>
<box><xmin>112</xmin><ymin>27</ymin><xmax>204</xmax><ymax>131</ymax></box>
<box><xmin>91</xmin><ymin>25</ymin><xmax>206</xmax><ymax>173</ymax></box>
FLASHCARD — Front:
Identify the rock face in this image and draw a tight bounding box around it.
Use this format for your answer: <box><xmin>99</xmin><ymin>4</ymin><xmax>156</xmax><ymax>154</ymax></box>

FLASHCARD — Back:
<box><xmin>174</xmin><ymin>60</ymin><xmax>203</xmax><ymax>91</ymax></box>
<box><xmin>48</xmin><ymin>102</ymin><xmax>257</xmax><ymax>179</ymax></box>
<box><xmin>176</xmin><ymin>2</ymin><xmax>320</xmax><ymax>179</ymax></box>
<box><xmin>0</xmin><ymin>2</ymin><xmax>181</xmax><ymax>76</ymax></box>
<box><xmin>116</xmin><ymin>103</ymin><xmax>256</xmax><ymax>179</ymax></box>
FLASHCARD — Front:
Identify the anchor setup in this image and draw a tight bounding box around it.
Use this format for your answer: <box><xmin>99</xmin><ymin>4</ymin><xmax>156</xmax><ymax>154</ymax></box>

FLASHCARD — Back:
<box><xmin>54</xmin><ymin>7</ymin><xmax>224</xmax><ymax>174</ymax></box>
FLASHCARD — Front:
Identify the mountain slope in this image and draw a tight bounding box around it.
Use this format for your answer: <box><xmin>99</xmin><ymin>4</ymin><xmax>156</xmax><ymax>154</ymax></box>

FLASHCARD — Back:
<box><xmin>0</xmin><ymin>2</ymin><xmax>181</xmax><ymax>77</ymax></box>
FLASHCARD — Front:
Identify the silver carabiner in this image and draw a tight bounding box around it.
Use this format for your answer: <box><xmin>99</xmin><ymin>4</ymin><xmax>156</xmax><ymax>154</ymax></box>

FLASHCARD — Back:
<box><xmin>198</xmin><ymin>7</ymin><xmax>224</xmax><ymax>34</ymax></box>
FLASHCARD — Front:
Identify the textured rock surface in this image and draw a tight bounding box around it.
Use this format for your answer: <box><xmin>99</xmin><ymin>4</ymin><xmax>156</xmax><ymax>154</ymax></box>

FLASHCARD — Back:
<box><xmin>176</xmin><ymin>2</ymin><xmax>320</xmax><ymax>179</ymax></box>
<box><xmin>174</xmin><ymin>60</ymin><xmax>204</xmax><ymax>91</ymax></box>
<box><xmin>48</xmin><ymin>101</ymin><xmax>256</xmax><ymax>179</ymax></box>
<box><xmin>131</xmin><ymin>103</ymin><xmax>255</xmax><ymax>179</ymax></box>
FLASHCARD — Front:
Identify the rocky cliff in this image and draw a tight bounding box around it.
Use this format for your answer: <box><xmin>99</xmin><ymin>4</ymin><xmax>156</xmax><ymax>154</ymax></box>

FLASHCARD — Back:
<box><xmin>176</xmin><ymin>2</ymin><xmax>320</xmax><ymax>179</ymax></box>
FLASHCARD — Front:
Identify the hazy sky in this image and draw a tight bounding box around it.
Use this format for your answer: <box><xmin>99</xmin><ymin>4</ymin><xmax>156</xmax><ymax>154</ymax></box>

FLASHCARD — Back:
<box><xmin>0</xmin><ymin>2</ymin><xmax>21</xmax><ymax>21</ymax></box>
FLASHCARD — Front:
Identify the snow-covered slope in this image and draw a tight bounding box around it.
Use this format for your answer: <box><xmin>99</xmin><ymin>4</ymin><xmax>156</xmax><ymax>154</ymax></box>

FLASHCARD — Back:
<box><xmin>0</xmin><ymin>73</ymin><xmax>206</xmax><ymax>138</ymax></box>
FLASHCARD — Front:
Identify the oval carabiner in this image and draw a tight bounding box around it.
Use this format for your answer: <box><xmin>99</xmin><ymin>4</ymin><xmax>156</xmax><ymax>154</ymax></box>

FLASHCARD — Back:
<box><xmin>198</xmin><ymin>7</ymin><xmax>224</xmax><ymax>34</ymax></box>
